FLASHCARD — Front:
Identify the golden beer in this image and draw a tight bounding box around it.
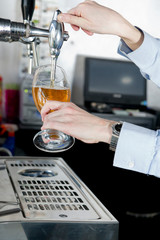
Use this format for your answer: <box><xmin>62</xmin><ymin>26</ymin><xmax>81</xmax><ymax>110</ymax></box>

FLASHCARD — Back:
<box><xmin>32</xmin><ymin>86</ymin><xmax>71</xmax><ymax>112</ymax></box>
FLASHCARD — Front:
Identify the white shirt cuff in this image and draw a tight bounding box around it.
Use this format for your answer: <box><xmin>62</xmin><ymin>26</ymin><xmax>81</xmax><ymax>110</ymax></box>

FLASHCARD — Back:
<box><xmin>113</xmin><ymin>122</ymin><xmax>156</xmax><ymax>175</ymax></box>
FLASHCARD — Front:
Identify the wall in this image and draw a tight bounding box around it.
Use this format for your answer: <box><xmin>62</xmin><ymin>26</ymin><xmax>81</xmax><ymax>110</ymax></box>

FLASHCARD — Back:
<box><xmin>0</xmin><ymin>0</ymin><xmax>160</xmax><ymax>109</ymax></box>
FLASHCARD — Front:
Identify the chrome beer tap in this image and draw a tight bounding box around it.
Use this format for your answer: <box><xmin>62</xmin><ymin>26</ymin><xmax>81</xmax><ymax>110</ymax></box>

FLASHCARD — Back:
<box><xmin>0</xmin><ymin>1</ymin><xmax>69</xmax><ymax>73</ymax></box>
<box><xmin>48</xmin><ymin>9</ymin><xmax>69</xmax><ymax>80</ymax></box>
<box><xmin>49</xmin><ymin>9</ymin><xmax>69</xmax><ymax>58</ymax></box>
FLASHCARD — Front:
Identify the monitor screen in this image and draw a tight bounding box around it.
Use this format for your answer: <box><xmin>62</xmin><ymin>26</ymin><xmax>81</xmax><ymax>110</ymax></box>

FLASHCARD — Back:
<box><xmin>84</xmin><ymin>57</ymin><xmax>146</xmax><ymax>108</ymax></box>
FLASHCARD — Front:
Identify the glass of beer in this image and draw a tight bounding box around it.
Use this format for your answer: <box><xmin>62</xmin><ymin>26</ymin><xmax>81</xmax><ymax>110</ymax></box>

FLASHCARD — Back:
<box><xmin>32</xmin><ymin>64</ymin><xmax>75</xmax><ymax>152</ymax></box>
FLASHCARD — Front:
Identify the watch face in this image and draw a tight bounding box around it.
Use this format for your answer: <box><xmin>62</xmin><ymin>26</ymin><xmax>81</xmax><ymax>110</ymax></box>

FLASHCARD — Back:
<box><xmin>115</xmin><ymin>123</ymin><xmax>122</xmax><ymax>132</ymax></box>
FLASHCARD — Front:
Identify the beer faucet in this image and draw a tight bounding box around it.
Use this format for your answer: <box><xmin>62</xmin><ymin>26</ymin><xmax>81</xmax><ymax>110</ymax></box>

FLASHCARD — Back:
<box><xmin>49</xmin><ymin>9</ymin><xmax>69</xmax><ymax>58</ymax></box>
<box><xmin>21</xmin><ymin>0</ymin><xmax>39</xmax><ymax>73</ymax></box>
<box><xmin>0</xmin><ymin>0</ymin><xmax>69</xmax><ymax>73</ymax></box>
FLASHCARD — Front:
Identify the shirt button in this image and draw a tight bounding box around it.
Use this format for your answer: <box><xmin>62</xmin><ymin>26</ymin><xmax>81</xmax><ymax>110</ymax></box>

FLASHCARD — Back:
<box><xmin>128</xmin><ymin>161</ymin><xmax>134</xmax><ymax>168</ymax></box>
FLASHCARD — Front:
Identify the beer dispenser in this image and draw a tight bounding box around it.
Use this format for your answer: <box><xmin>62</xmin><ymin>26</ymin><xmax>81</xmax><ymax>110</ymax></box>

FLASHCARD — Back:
<box><xmin>0</xmin><ymin>0</ymin><xmax>69</xmax><ymax>73</ymax></box>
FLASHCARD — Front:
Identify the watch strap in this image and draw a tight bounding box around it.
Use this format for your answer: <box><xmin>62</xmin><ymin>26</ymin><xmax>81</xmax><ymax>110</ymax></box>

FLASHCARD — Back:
<box><xmin>109</xmin><ymin>122</ymin><xmax>123</xmax><ymax>151</ymax></box>
<box><xmin>109</xmin><ymin>134</ymin><xmax>119</xmax><ymax>151</ymax></box>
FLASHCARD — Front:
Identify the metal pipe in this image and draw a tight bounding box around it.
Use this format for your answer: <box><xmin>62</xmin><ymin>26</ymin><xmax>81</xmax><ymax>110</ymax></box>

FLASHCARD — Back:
<box><xmin>0</xmin><ymin>18</ymin><xmax>49</xmax><ymax>42</ymax></box>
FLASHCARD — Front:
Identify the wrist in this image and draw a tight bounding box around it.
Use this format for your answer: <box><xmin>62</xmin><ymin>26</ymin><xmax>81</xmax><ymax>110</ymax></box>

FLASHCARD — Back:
<box><xmin>101</xmin><ymin>120</ymin><xmax>117</xmax><ymax>144</ymax></box>
<box><xmin>120</xmin><ymin>24</ymin><xmax>144</xmax><ymax>51</ymax></box>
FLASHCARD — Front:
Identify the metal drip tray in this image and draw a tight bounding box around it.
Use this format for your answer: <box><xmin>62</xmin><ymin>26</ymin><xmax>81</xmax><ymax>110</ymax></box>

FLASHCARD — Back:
<box><xmin>0</xmin><ymin>157</ymin><xmax>118</xmax><ymax>240</ymax></box>
<box><xmin>6</xmin><ymin>158</ymin><xmax>99</xmax><ymax>220</ymax></box>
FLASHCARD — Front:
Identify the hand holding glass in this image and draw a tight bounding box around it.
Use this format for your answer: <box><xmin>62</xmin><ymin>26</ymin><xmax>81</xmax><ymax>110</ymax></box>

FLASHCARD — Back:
<box><xmin>32</xmin><ymin>64</ymin><xmax>75</xmax><ymax>152</ymax></box>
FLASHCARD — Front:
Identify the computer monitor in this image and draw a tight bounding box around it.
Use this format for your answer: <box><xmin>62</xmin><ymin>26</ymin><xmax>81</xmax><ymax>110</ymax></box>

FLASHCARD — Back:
<box><xmin>84</xmin><ymin>57</ymin><xmax>146</xmax><ymax>109</ymax></box>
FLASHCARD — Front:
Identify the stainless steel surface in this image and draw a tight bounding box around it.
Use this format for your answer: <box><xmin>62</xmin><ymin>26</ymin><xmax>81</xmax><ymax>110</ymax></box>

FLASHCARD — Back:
<box><xmin>6</xmin><ymin>158</ymin><xmax>99</xmax><ymax>220</ymax></box>
<box><xmin>0</xmin><ymin>159</ymin><xmax>23</xmax><ymax>221</ymax></box>
<box><xmin>49</xmin><ymin>10</ymin><xmax>69</xmax><ymax>57</ymax></box>
<box><xmin>0</xmin><ymin>18</ymin><xmax>26</xmax><ymax>42</ymax></box>
<box><xmin>0</xmin><ymin>7</ymin><xmax>69</xmax><ymax>74</ymax></box>
<box><xmin>0</xmin><ymin>18</ymin><xmax>48</xmax><ymax>42</ymax></box>
<box><xmin>0</xmin><ymin>10</ymin><xmax>69</xmax><ymax>47</ymax></box>
<box><xmin>0</xmin><ymin>157</ymin><xmax>118</xmax><ymax>240</ymax></box>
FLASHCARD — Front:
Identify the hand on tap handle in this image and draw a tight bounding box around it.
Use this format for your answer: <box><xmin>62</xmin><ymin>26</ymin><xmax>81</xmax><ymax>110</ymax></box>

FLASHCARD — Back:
<box><xmin>57</xmin><ymin>0</ymin><xmax>143</xmax><ymax>51</ymax></box>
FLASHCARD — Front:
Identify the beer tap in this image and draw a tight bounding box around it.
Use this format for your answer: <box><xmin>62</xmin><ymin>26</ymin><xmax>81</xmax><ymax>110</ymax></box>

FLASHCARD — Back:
<box><xmin>48</xmin><ymin>9</ymin><xmax>69</xmax><ymax>80</ymax></box>
<box><xmin>0</xmin><ymin>1</ymin><xmax>69</xmax><ymax>73</ymax></box>
<box><xmin>21</xmin><ymin>0</ymin><xmax>35</xmax><ymax>24</ymax></box>
<box><xmin>49</xmin><ymin>9</ymin><xmax>69</xmax><ymax>58</ymax></box>
<box><xmin>21</xmin><ymin>0</ymin><xmax>39</xmax><ymax>73</ymax></box>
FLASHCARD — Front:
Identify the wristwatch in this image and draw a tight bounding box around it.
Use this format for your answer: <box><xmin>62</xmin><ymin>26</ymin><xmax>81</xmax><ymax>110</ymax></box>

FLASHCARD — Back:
<box><xmin>109</xmin><ymin>122</ymin><xmax>123</xmax><ymax>151</ymax></box>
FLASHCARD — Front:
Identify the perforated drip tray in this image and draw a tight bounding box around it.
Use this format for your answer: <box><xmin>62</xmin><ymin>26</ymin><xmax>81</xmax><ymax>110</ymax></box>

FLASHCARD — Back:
<box><xmin>6</xmin><ymin>158</ymin><xmax>100</xmax><ymax>220</ymax></box>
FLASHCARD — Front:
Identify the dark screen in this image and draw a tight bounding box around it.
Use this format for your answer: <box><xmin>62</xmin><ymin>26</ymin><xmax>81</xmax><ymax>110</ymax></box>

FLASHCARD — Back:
<box><xmin>87</xmin><ymin>58</ymin><xmax>145</xmax><ymax>96</ymax></box>
<box><xmin>84</xmin><ymin>58</ymin><xmax>146</xmax><ymax>107</ymax></box>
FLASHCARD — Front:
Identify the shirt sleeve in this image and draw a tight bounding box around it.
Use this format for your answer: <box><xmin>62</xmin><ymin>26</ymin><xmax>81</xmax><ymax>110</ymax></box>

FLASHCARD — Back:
<box><xmin>113</xmin><ymin>122</ymin><xmax>160</xmax><ymax>178</ymax></box>
<box><xmin>114</xmin><ymin>30</ymin><xmax>160</xmax><ymax>178</ymax></box>
<box><xmin>118</xmin><ymin>30</ymin><xmax>160</xmax><ymax>87</ymax></box>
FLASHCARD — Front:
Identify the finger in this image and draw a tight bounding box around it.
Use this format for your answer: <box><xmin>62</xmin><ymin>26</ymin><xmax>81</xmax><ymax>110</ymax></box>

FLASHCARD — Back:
<box><xmin>41</xmin><ymin>101</ymin><xmax>77</xmax><ymax>121</ymax></box>
<box><xmin>71</xmin><ymin>25</ymin><xmax>93</xmax><ymax>35</ymax></box>
<box><xmin>58</xmin><ymin>13</ymin><xmax>88</xmax><ymax>29</ymax></box>
<box><xmin>41</xmin><ymin>120</ymin><xmax>70</xmax><ymax>136</ymax></box>
<box><xmin>42</xmin><ymin>109</ymin><xmax>68</xmax><ymax>123</ymax></box>
<box><xmin>71</xmin><ymin>24</ymin><xmax>80</xmax><ymax>31</ymax></box>
<box><xmin>67</xmin><ymin>6</ymin><xmax>81</xmax><ymax>16</ymax></box>
<box><xmin>58</xmin><ymin>13</ymin><xmax>80</xmax><ymax>32</ymax></box>
<box><xmin>82</xmin><ymin>28</ymin><xmax>94</xmax><ymax>35</ymax></box>
<box><xmin>41</xmin><ymin>101</ymin><xmax>65</xmax><ymax>121</ymax></box>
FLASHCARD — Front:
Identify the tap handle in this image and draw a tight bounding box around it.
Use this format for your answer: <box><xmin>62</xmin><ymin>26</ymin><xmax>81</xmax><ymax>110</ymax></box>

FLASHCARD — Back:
<box><xmin>49</xmin><ymin>10</ymin><xmax>69</xmax><ymax>57</ymax></box>
<box><xmin>21</xmin><ymin>0</ymin><xmax>35</xmax><ymax>22</ymax></box>
<box><xmin>52</xmin><ymin>10</ymin><xmax>69</xmax><ymax>41</ymax></box>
